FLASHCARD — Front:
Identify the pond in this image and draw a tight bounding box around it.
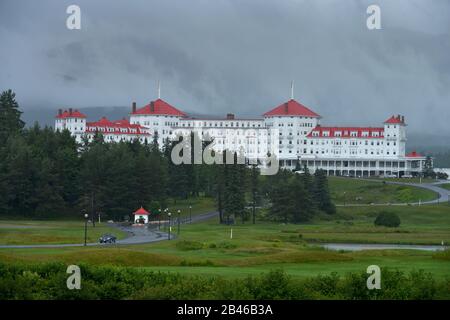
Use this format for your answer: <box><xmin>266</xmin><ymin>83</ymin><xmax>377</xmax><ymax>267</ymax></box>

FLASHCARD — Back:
<box><xmin>320</xmin><ymin>243</ymin><xmax>447</xmax><ymax>252</ymax></box>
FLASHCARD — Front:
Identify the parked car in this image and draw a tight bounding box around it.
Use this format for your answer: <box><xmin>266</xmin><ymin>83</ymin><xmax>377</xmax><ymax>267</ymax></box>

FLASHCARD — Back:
<box><xmin>99</xmin><ymin>234</ymin><xmax>117</xmax><ymax>244</ymax></box>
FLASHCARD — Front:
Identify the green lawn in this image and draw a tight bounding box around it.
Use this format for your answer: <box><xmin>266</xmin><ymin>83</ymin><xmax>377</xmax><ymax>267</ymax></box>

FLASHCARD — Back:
<box><xmin>161</xmin><ymin>196</ymin><xmax>216</xmax><ymax>218</ymax></box>
<box><xmin>140</xmin><ymin>254</ymin><xmax>450</xmax><ymax>280</ymax></box>
<box><xmin>328</xmin><ymin>176</ymin><xmax>437</xmax><ymax>204</ymax></box>
<box><xmin>0</xmin><ymin>221</ymin><xmax>127</xmax><ymax>245</ymax></box>
<box><xmin>440</xmin><ymin>183</ymin><xmax>450</xmax><ymax>191</ymax></box>
<box><xmin>1</xmin><ymin>204</ymin><xmax>449</xmax><ymax>280</ymax></box>
<box><xmin>374</xmin><ymin>177</ymin><xmax>437</xmax><ymax>184</ymax></box>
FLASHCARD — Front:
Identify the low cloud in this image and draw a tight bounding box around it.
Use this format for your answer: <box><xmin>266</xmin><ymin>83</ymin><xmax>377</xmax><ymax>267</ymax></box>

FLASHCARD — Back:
<box><xmin>0</xmin><ymin>0</ymin><xmax>449</xmax><ymax>136</ymax></box>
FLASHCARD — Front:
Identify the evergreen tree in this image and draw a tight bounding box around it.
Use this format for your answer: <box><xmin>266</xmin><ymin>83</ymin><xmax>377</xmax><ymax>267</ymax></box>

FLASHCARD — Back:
<box><xmin>422</xmin><ymin>156</ymin><xmax>435</xmax><ymax>178</ymax></box>
<box><xmin>290</xmin><ymin>174</ymin><xmax>315</xmax><ymax>222</ymax></box>
<box><xmin>223</xmin><ymin>152</ymin><xmax>246</xmax><ymax>224</ymax></box>
<box><xmin>0</xmin><ymin>89</ymin><xmax>25</xmax><ymax>145</ymax></box>
<box><xmin>212</xmin><ymin>153</ymin><xmax>226</xmax><ymax>223</ymax></box>
<box><xmin>268</xmin><ymin>178</ymin><xmax>294</xmax><ymax>223</ymax></box>
<box><xmin>79</xmin><ymin>142</ymin><xmax>109</xmax><ymax>222</ymax></box>
<box><xmin>150</xmin><ymin>131</ymin><xmax>160</xmax><ymax>153</ymax></box>
<box><xmin>302</xmin><ymin>165</ymin><xmax>315</xmax><ymax>195</ymax></box>
<box><xmin>313</xmin><ymin>169</ymin><xmax>336</xmax><ymax>214</ymax></box>
<box><xmin>2</xmin><ymin>136</ymin><xmax>37</xmax><ymax>216</ymax></box>
<box><xmin>250</xmin><ymin>164</ymin><xmax>260</xmax><ymax>224</ymax></box>
<box><xmin>102</xmin><ymin>143</ymin><xmax>136</xmax><ymax>220</ymax></box>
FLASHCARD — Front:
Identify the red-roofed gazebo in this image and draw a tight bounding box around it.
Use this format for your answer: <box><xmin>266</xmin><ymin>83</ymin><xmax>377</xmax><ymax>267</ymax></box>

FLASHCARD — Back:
<box><xmin>133</xmin><ymin>206</ymin><xmax>150</xmax><ymax>224</ymax></box>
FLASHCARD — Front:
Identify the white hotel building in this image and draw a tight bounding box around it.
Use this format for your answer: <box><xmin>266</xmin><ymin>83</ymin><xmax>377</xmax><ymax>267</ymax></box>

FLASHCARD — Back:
<box><xmin>55</xmin><ymin>95</ymin><xmax>427</xmax><ymax>177</ymax></box>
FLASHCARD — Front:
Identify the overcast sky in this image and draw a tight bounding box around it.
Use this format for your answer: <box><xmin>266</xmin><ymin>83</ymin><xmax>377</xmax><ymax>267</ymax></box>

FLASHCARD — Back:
<box><xmin>0</xmin><ymin>0</ymin><xmax>449</xmax><ymax>135</ymax></box>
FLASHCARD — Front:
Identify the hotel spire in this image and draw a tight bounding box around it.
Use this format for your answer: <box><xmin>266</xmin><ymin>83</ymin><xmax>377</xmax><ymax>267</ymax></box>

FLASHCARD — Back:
<box><xmin>157</xmin><ymin>80</ymin><xmax>161</xmax><ymax>99</ymax></box>
<box><xmin>290</xmin><ymin>80</ymin><xmax>294</xmax><ymax>100</ymax></box>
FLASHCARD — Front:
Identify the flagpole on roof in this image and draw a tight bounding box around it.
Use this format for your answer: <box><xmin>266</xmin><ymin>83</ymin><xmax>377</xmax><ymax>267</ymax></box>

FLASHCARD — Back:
<box><xmin>158</xmin><ymin>80</ymin><xmax>161</xmax><ymax>99</ymax></box>
<box><xmin>290</xmin><ymin>80</ymin><xmax>294</xmax><ymax>100</ymax></box>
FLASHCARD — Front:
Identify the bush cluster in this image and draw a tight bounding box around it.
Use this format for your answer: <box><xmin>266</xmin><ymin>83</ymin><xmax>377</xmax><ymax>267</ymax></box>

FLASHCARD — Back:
<box><xmin>374</xmin><ymin>211</ymin><xmax>401</xmax><ymax>227</ymax></box>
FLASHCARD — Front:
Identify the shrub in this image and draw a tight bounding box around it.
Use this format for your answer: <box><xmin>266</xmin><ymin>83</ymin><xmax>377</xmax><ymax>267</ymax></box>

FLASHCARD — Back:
<box><xmin>374</xmin><ymin>211</ymin><xmax>401</xmax><ymax>227</ymax></box>
<box><xmin>432</xmin><ymin>249</ymin><xmax>450</xmax><ymax>261</ymax></box>
<box><xmin>437</xmin><ymin>172</ymin><xmax>448</xmax><ymax>180</ymax></box>
<box><xmin>175</xmin><ymin>240</ymin><xmax>204</xmax><ymax>250</ymax></box>
<box><xmin>0</xmin><ymin>263</ymin><xmax>448</xmax><ymax>300</ymax></box>
<box><xmin>216</xmin><ymin>241</ymin><xmax>237</xmax><ymax>249</ymax></box>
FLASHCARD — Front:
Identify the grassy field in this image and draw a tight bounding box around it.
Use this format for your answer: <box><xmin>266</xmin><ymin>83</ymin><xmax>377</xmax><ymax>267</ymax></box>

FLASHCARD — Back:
<box><xmin>160</xmin><ymin>196</ymin><xmax>216</xmax><ymax>218</ymax></box>
<box><xmin>0</xmin><ymin>197</ymin><xmax>216</xmax><ymax>245</ymax></box>
<box><xmin>441</xmin><ymin>183</ymin><xmax>450</xmax><ymax>191</ymax></box>
<box><xmin>0</xmin><ymin>203</ymin><xmax>448</xmax><ymax>280</ymax></box>
<box><xmin>0</xmin><ymin>221</ymin><xmax>127</xmax><ymax>245</ymax></box>
<box><xmin>328</xmin><ymin>177</ymin><xmax>437</xmax><ymax>204</ymax></box>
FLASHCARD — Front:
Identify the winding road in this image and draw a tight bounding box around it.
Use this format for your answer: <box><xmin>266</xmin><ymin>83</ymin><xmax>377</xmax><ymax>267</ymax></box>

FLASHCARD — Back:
<box><xmin>336</xmin><ymin>179</ymin><xmax>450</xmax><ymax>207</ymax></box>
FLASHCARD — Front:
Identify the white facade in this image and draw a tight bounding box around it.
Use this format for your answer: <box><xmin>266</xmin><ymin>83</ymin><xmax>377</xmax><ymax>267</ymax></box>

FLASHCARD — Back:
<box><xmin>55</xmin><ymin>97</ymin><xmax>427</xmax><ymax>176</ymax></box>
<box><xmin>55</xmin><ymin>109</ymin><xmax>151</xmax><ymax>144</ymax></box>
<box><xmin>55</xmin><ymin>109</ymin><xmax>86</xmax><ymax>143</ymax></box>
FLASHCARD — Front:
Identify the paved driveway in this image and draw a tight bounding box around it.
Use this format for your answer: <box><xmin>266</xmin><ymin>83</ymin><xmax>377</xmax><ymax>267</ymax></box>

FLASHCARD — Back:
<box><xmin>337</xmin><ymin>179</ymin><xmax>450</xmax><ymax>207</ymax></box>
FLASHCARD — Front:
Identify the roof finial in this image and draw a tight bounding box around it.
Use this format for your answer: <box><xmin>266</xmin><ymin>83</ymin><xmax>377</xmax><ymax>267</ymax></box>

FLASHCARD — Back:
<box><xmin>157</xmin><ymin>80</ymin><xmax>161</xmax><ymax>99</ymax></box>
<box><xmin>290</xmin><ymin>80</ymin><xmax>294</xmax><ymax>100</ymax></box>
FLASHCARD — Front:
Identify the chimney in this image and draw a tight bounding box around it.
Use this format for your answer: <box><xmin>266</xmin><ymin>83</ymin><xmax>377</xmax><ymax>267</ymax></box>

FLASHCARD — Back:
<box><xmin>226</xmin><ymin>113</ymin><xmax>235</xmax><ymax>120</ymax></box>
<box><xmin>132</xmin><ymin>102</ymin><xmax>136</xmax><ymax>113</ymax></box>
<box><xmin>150</xmin><ymin>101</ymin><xmax>155</xmax><ymax>112</ymax></box>
<box><xmin>69</xmin><ymin>108</ymin><xmax>73</xmax><ymax>115</ymax></box>
<box><xmin>284</xmin><ymin>103</ymin><xmax>289</xmax><ymax>114</ymax></box>
<box><xmin>58</xmin><ymin>109</ymin><xmax>62</xmax><ymax>116</ymax></box>
<box><xmin>401</xmin><ymin>115</ymin><xmax>405</xmax><ymax>123</ymax></box>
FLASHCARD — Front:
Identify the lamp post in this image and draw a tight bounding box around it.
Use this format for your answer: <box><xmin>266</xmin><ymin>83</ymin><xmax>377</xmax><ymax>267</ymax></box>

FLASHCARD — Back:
<box><xmin>189</xmin><ymin>205</ymin><xmax>192</xmax><ymax>224</ymax></box>
<box><xmin>177</xmin><ymin>209</ymin><xmax>181</xmax><ymax>235</ymax></box>
<box><xmin>158</xmin><ymin>208</ymin><xmax>161</xmax><ymax>230</ymax></box>
<box><xmin>164</xmin><ymin>208</ymin><xmax>168</xmax><ymax>232</ymax></box>
<box><xmin>343</xmin><ymin>191</ymin><xmax>347</xmax><ymax>206</ymax></box>
<box><xmin>83</xmin><ymin>211</ymin><xmax>88</xmax><ymax>246</ymax></box>
<box><xmin>168</xmin><ymin>212</ymin><xmax>172</xmax><ymax>240</ymax></box>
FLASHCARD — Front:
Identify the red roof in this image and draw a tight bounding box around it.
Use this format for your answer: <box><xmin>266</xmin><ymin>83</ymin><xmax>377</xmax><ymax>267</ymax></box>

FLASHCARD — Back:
<box><xmin>56</xmin><ymin>109</ymin><xmax>86</xmax><ymax>119</ymax></box>
<box><xmin>263</xmin><ymin>99</ymin><xmax>320</xmax><ymax>118</ymax></box>
<box><xmin>406</xmin><ymin>151</ymin><xmax>423</xmax><ymax>158</ymax></box>
<box><xmin>384</xmin><ymin>115</ymin><xmax>405</xmax><ymax>124</ymax></box>
<box><xmin>86</xmin><ymin>117</ymin><xmax>150</xmax><ymax>135</ymax></box>
<box><xmin>307</xmin><ymin>126</ymin><xmax>384</xmax><ymax>139</ymax></box>
<box><xmin>133</xmin><ymin>207</ymin><xmax>150</xmax><ymax>215</ymax></box>
<box><xmin>132</xmin><ymin>99</ymin><xmax>186</xmax><ymax>117</ymax></box>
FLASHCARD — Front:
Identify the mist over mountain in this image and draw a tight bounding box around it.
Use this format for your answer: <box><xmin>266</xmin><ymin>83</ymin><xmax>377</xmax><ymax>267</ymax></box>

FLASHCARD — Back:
<box><xmin>2</xmin><ymin>0</ymin><xmax>450</xmax><ymax>138</ymax></box>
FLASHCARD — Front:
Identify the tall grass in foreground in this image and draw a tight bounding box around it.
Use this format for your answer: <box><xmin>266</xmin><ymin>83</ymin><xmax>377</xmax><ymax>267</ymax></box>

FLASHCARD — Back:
<box><xmin>0</xmin><ymin>262</ymin><xmax>448</xmax><ymax>300</ymax></box>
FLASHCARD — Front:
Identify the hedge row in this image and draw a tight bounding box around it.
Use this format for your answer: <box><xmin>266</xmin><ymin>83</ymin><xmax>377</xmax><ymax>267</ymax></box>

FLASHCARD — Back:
<box><xmin>0</xmin><ymin>262</ymin><xmax>448</xmax><ymax>300</ymax></box>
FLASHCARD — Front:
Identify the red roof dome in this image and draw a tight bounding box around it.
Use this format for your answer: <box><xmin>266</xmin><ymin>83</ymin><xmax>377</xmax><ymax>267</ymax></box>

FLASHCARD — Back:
<box><xmin>263</xmin><ymin>99</ymin><xmax>320</xmax><ymax>118</ymax></box>
<box><xmin>133</xmin><ymin>207</ymin><xmax>150</xmax><ymax>215</ymax></box>
<box><xmin>384</xmin><ymin>115</ymin><xmax>405</xmax><ymax>124</ymax></box>
<box><xmin>132</xmin><ymin>99</ymin><xmax>186</xmax><ymax>117</ymax></box>
<box><xmin>56</xmin><ymin>109</ymin><xmax>86</xmax><ymax>119</ymax></box>
<box><xmin>406</xmin><ymin>151</ymin><xmax>423</xmax><ymax>158</ymax></box>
